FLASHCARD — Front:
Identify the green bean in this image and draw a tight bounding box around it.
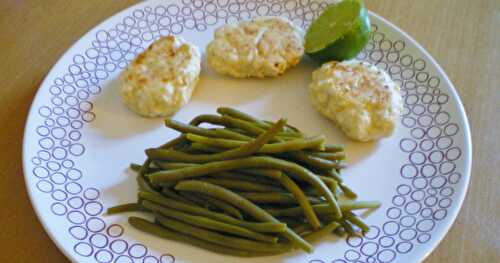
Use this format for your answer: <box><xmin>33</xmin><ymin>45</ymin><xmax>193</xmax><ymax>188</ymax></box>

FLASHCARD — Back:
<box><xmin>216</xmin><ymin>107</ymin><xmax>269</xmax><ymax>127</ymax></box>
<box><xmin>198</xmin><ymin>178</ymin><xmax>283</xmax><ymax>192</ymax></box>
<box><xmin>226</xmin><ymin>127</ymin><xmax>254</xmax><ymax>137</ymax></box>
<box><xmin>210</xmin><ymin>171</ymin><xmax>280</xmax><ymax>186</ymax></box>
<box><xmin>150</xmin><ymin>156</ymin><xmax>340</xmax><ymax>219</ymax></box>
<box><xmin>278</xmin><ymin>217</ymin><xmax>304</xmax><ymax>228</ymax></box>
<box><xmin>325</xmin><ymin>169</ymin><xmax>344</xmax><ymax>183</ymax></box>
<box><xmin>138</xmin><ymin>191</ymin><xmax>286</xmax><ymax>233</ymax></box>
<box><xmin>166</xmin><ymin>165</ymin><xmax>323</xmax><ymax>225</ymax></box>
<box><xmin>137</xmin><ymin>159</ymin><xmax>162</xmax><ymax>192</ymax></box>
<box><xmin>155</xmin><ymin>213</ymin><xmax>289</xmax><ymax>253</ymax></box>
<box><xmin>237</xmin><ymin>168</ymin><xmax>282</xmax><ymax>179</ymax></box>
<box><xmin>340</xmin><ymin>220</ymin><xmax>356</xmax><ymax>236</ymax></box>
<box><xmin>190</xmin><ymin>143</ymin><xmax>223</xmax><ymax>153</ymax></box>
<box><xmin>158</xmin><ymin>181</ymin><xmax>176</xmax><ymax>189</ymax></box>
<box><xmin>345</xmin><ymin>211</ymin><xmax>370</xmax><ymax>233</ymax></box>
<box><xmin>303</xmin><ymin>221</ymin><xmax>341</xmax><ymax>243</ymax></box>
<box><xmin>129</xmin><ymin>217</ymin><xmax>277</xmax><ymax>257</ymax></box>
<box><xmin>165</xmin><ymin>118</ymin><xmax>221</xmax><ymax>138</ymax></box>
<box><xmin>174</xmin><ymin>180</ymin><xmax>313</xmax><ymax>252</ymax></box>
<box><xmin>138</xmin><ymin>159</ymin><xmax>150</xmax><ymax>176</ymax></box>
<box><xmin>310</xmin><ymin>152</ymin><xmax>346</xmax><ymax>161</ymax></box>
<box><xmin>303</xmin><ymin>186</ymin><xmax>321</xmax><ymax>197</ymax></box>
<box><xmin>266</xmin><ymin>201</ymin><xmax>382</xmax><ymax>217</ymax></box>
<box><xmin>293</xmin><ymin>224</ymin><xmax>313</xmax><ymax>235</ymax></box>
<box><xmin>185</xmin><ymin>134</ymin><xmax>244</xmax><ymax>148</ymax></box>
<box><xmin>274</xmin><ymin>132</ymin><xmax>303</xmax><ymax>138</ymax></box>
<box><xmin>324</xmin><ymin>144</ymin><xmax>345</xmax><ymax>152</ymax></box>
<box><xmin>154</xmin><ymin>161</ymin><xmax>196</xmax><ymax>170</ymax></box>
<box><xmin>189</xmin><ymin>114</ymin><xmax>266</xmax><ymax>136</ymax></box>
<box><xmin>158</xmin><ymin>122</ymin><xmax>253</xmax><ymax>145</ymax></box>
<box><xmin>186</xmin><ymin>133</ymin><xmax>325</xmax><ymax>153</ymax></box>
<box><xmin>339</xmin><ymin>183</ymin><xmax>358</xmax><ymax>199</ymax></box>
<box><xmin>146</xmin><ymin>119</ymin><xmax>286</xmax><ymax>163</ymax></box>
<box><xmin>130</xmin><ymin>163</ymin><xmax>142</xmax><ymax>172</ymax></box>
<box><xmin>217</xmin><ymin>107</ymin><xmax>302</xmax><ymax>135</ymax></box>
<box><xmin>178</xmin><ymin>192</ymin><xmax>213</xmax><ymax>209</ymax></box>
<box><xmin>263</xmin><ymin>120</ymin><xmax>301</xmax><ymax>133</ymax></box>
<box><xmin>241</xmin><ymin>168</ymin><xmax>321</xmax><ymax>229</ymax></box>
<box><xmin>142</xmin><ymin>200</ymin><xmax>277</xmax><ymax>243</ymax></box>
<box><xmin>130</xmin><ymin>161</ymin><xmax>162</xmax><ymax>174</ymax></box>
<box><xmin>178</xmin><ymin>147</ymin><xmax>205</xmax><ymax>154</ymax></box>
<box><xmin>319</xmin><ymin>176</ymin><xmax>338</xmax><ymax>196</ymax></box>
<box><xmin>269</xmin><ymin>124</ymin><xmax>300</xmax><ymax>134</ymax></box>
<box><xmin>137</xmin><ymin>174</ymin><xmax>157</xmax><ymax>193</ymax></box>
<box><xmin>106</xmin><ymin>203</ymin><xmax>145</xmax><ymax>215</ymax></box>
<box><xmin>159</xmin><ymin>135</ymin><xmax>187</xmax><ymax>149</ymax></box>
<box><xmin>333</xmin><ymin>225</ymin><xmax>346</xmax><ymax>237</ymax></box>
<box><xmin>197</xmin><ymin>194</ymin><xmax>244</xmax><ymax>220</ymax></box>
<box><xmin>238</xmin><ymin>192</ymin><xmax>322</xmax><ymax>205</ymax></box>
<box><xmin>277</xmin><ymin>174</ymin><xmax>322</xmax><ymax>229</ymax></box>
<box><xmin>157</xmin><ymin>163</ymin><xmax>280</xmax><ymax>186</ymax></box>
<box><xmin>211</xmin><ymin>128</ymin><xmax>253</xmax><ymax>141</ymax></box>
<box><xmin>285</xmin><ymin>151</ymin><xmax>346</xmax><ymax>170</ymax></box>
<box><xmin>161</xmin><ymin>188</ymin><xmax>196</xmax><ymax>205</ymax></box>
<box><xmin>334</xmin><ymin>200</ymin><xmax>381</xmax><ymax>210</ymax></box>
<box><xmin>193</xmin><ymin>115</ymin><xmax>301</xmax><ymax>140</ymax></box>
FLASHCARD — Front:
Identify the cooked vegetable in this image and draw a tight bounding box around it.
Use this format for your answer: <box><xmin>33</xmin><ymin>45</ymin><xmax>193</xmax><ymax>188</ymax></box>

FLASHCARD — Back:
<box><xmin>196</xmin><ymin>194</ymin><xmax>244</xmax><ymax>220</ymax></box>
<box><xmin>238</xmin><ymin>192</ymin><xmax>322</xmax><ymax>205</ymax></box>
<box><xmin>147</xmin><ymin>156</ymin><xmax>340</xmax><ymax>219</ymax></box>
<box><xmin>186</xmin><ymin>133</ymin><xmax>325</xmax><ymax>153</ymax></box>
<box><xmin>265</xmin><ymin>201</ymin><xmax>381</xmax><ymax>217</ymax></box>
<box><xmin>109</xmin><ymin>107</ymin><xmax>379</xmax><ymax>256</ymax></box>
<box><xmin>148</xmin><ymin>119</ymin><xmax>285</xmax><ymax>163</ymax></box>
<box><xmin>196</xmin><ymin>178</ymin><xmax>283</xmax><ymax>192</ymax></box>
<box><xmin>139</xmin><ymin>191</ymin><xmax>286</xmax><ymax>233</ymax></box>
<box><xmin>107</xmin><ymin>203</ymin><xmax>146</xmax><ymax>215</ymax></box>
<box><xmin>156</xmin><ymin>213</ymin><xmax>289</xmax><ymax>253</ymax></box>
<box><xmin>143</xmin><ymin>200</ymin><xmax>277</xmax><ymax>243</ymax></box>
<box><xmin>175</xmin><ymin>180</ymin><xmax>313</xmax><ymax>252</ymax></box>
<box><xmin>129</xmin><ymin>217</ymin><xmax>277</xmax><ymax>257</ymax></box>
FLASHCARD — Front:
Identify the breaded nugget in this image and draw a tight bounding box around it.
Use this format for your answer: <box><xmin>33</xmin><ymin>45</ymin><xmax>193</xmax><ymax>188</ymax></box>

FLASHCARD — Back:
<box><xmin>309</xmin><ymin>60</ymin><xmax>402</xmax><ymax>142</ymax></box>
<box><xmin>120</xmin><ymin>36</ymin><xmax>201</xmax><ymax>117</ymax></box>
<box><xmin>206</xmin><ymin>16</ymin><xmax>304</xmax><ymax>78</ymax></box>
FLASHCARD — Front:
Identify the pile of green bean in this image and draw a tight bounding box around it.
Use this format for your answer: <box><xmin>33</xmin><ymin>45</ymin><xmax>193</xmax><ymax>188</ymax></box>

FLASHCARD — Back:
<box><xmin>108</xmin><ymin>107</ymin><xmax>380</xmax><ymax>257</ymax></box>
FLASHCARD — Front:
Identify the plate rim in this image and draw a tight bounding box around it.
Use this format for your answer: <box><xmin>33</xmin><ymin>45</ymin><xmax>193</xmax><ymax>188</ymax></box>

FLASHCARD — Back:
<box><xmin>21</xmin><ymin>1</ymin><xmax>154</xmax><ymax>261</ymax></box>
<box><xmin>21</xmin><ymin>1</ymin><xmax>472</xmax><ymax>262</ymax></box>
<box><xmin>367</xmin><ymin>12</ymin><xmax>472</xmax><ymax>262</ymax></box>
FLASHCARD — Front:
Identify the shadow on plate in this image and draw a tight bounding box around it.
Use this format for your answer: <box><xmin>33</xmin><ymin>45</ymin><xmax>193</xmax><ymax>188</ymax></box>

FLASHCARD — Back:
<box><xmin>191</xmin><ymin>54</ymin><xmax>318</xmax><ymax>107</ymax></box>
<box><xmin>90</xmin><ymin>77</ymin><xmax>162</xmax><ymax>139</ymax></box>
<box><xmin>103</xmin><ymin>167</ymin><xmax>139</xmax><ymax>204</ymax></box>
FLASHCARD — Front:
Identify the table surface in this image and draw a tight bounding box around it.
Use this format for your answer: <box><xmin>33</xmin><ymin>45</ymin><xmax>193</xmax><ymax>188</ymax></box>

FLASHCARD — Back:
<box><xmin>0</xmin><ymin>0</ymin><xmax>498</xmax><ymax>262</ymax></box>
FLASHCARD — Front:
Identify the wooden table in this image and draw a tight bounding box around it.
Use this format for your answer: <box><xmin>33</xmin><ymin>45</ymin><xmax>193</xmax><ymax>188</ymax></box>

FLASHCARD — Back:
<box><xmin>0</xmin><ymin>0</ymin><xmax>498</xmax><ymax>262</ymax></box>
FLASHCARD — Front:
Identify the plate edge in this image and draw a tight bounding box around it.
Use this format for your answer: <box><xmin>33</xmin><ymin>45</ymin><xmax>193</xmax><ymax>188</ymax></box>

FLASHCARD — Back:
<box><xmin>368</xmin><ymin>10</ymin><xmax>473</xmax><ymax>263</ymax></box>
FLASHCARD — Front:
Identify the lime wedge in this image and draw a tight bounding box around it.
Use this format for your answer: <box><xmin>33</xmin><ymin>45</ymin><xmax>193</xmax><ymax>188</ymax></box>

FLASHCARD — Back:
<box><xmin>305</xmin><ymin>0</ymin><xmax>371</xmax><ymax>62</ymax></box>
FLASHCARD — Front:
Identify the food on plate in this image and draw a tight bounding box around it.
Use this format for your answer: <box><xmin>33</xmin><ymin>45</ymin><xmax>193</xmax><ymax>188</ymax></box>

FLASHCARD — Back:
<box><xmin>309</xmin><ymin>60</ymin><xmax>402</xmax><ymax>142</ymax></box>
<box><xmin>120</xmin><ymin>35</ymin><xmax>201</xmax><ymax>117</ymax></box>
<box><xmin>206</xmin><ymin>16</ymin><xmax>304</xmax><ymax>78</ymax></box>
<box><xmin>108</xmin><ymin>107</ymin><xmax>380</xmax><ymax>256</ymax></box>
<box><xmin>305</xmin><ymin>0</ymin><xmax>370</xmax><ymax>62</ymax></box>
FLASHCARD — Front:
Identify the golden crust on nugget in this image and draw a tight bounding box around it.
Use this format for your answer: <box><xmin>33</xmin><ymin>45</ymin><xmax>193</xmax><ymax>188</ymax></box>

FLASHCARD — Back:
<box><xmin>206</xmin><ymin>16</ymin><xmax>304</xmax><ymax>78</ymax></box>
<box><xmin>120</xmin><ymin>36</ymin><xmax>201</xmax><ymax>117</ymax></box>
<box><xmin>309</xmin><ymin>60</ymin><xmax>402</xmax><ymax>142</ymax></box>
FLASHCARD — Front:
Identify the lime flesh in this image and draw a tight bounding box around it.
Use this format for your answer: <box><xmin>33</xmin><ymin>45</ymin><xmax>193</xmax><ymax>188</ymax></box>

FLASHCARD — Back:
<box><xmin>305</xmin><ymin>0</ymin><xmax>371</xmax><ymax>62</ymax></box>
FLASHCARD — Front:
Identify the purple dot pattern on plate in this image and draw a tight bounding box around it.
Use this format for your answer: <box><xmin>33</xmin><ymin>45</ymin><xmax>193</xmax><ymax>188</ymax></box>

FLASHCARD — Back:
<box><xmin>333</xmin><ymin>20</ymin><xmax>463</xmax><ymax>263</ymax></box>
<box><xmin>26</xmin><ymin>1</ymin><xmax>462</xmax><ymax>262</ymax></box>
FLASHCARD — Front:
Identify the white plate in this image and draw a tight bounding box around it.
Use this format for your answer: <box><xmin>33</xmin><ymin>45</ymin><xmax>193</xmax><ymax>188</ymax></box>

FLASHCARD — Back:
<box><xmin>23</xmin><ymin>1</ymin><xmax>472</xmax><ymax>262</ymax></box>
